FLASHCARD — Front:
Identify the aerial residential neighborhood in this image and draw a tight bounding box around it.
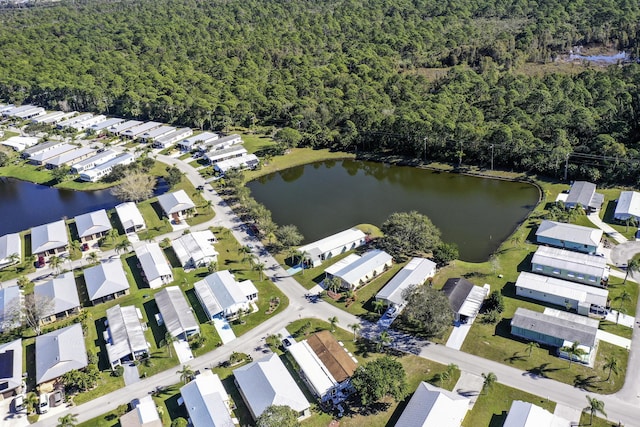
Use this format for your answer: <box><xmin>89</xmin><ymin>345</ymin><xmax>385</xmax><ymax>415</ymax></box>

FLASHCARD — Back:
<box><xmin>0</xmin><ymin>105</ymin><xmax>640</xmax><ymax>427</ymax></box>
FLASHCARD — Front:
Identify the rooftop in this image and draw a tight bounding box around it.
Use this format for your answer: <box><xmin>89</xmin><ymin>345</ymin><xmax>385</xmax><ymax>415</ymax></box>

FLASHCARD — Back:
<box><xmin>31</xmin><ymin>219</ymin><xmax>69</xmax><ymax>254</ymax></box>
<box><xmin>155</xmin><ymin>287</ymin><xmax>199</xmax><ymax>338</ymax></box>
<box><xmin>376</xmin><ymin>257</ymin><xmax>436</xmax><ymax>306</ymax></box>
<box><xmin>531</xmin><ymin>246</ymin><xmax>607</xmax><ymax>278</ymax></box>
<box><xmin>511</xmin><ymin>307</ymin><xmax>599</xmax><ymax>348</ymax></box>
<box><xmin>180</xmin><ymin>371</ymin><xmax>233</xmax><ymax>427</ymax></box>
<box><xmin>35</xmin><ymin>323</ymin><xmax>87</xmax><ymax>384</ymax></box>
<box><xmin>329</xmin><ymin>249</ymin><xmax>392</xmax><ymax>286</ymax></box>
<box><xmin>34</xmin><ymin>272</ymin><xmax>80</xmax><ymax>318</ymax></box>
<box><xmin>157</xmin><ymin>190</ymin><xmax>196</xmax><ymax>215</ymax></box>
<box><xmin>74</xmin><ymin>209</ymin><xmax>112</xmax><ymax>239</ymax></box>
<box><xmin>395</xmin><ymin>382</ymin><xmax>470</xmax><ymax>427</ymax></box>
<box><xmin>84</xmin><ymin>260</ymin><xmax>130</xmax><ymax>302</ymax></box>
<box><xmin>536</xmin><ymin>220</ymin><xmax>603</xmax><ymax>247</ymax></box>
<box><xmin>105</xmin><ymin>305</ymin><xmax>148</xmax><ymax>365</ymax></box>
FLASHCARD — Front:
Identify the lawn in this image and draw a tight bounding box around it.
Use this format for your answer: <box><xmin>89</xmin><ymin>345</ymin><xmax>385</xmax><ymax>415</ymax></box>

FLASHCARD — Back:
<box><xmin>237</xmin><ymin>130</ymin><xmax>276</xmax><ymax>154</ymax></box>
<box><xmin>0</xmin><ymin>161</ymin><xmax>53</xmax><ymax>185</ymax></box>
<box><xmin>462</xmin><ymin>382</ymin><xmax>556</xmax><ymax>427</ymax></box>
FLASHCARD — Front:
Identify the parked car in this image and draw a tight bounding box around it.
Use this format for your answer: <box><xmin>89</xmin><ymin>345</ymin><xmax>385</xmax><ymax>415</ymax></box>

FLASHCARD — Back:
<box><xmin>52</xmin><ymin>389</ymin><xmax>64</xmax><ymax>406</ymax></box>
<box><xmin>13</xmin><ymin>394</ymin><xmax>25</xmax><ymax>412</ymax></box>
<box><xmin>82</xmin><ymin>243</ymin><xmax>89</xmax><ymax>251</ymax></box>
<box><xmin>36</xmin><ymin>256</ymin><xmax>45</xmax><ymax>268</ymax></box>
<box><xmin>38</xmin><ymin>393</ymin><xmax>49</xmax><ymax>414</ymax></box>
<box><xmin>283</xmin><ymin>338</ymin><xmax>292</xmax><ymax>347</ymax></box>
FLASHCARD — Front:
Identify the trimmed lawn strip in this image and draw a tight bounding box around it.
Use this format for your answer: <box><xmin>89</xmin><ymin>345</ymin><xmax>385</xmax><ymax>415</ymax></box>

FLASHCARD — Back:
<box><xmin>77</xmin><ymin>410</ymin><xmax>120</xmax><ymax>427</ymax></box>
<box><xmin>461</xmin><ymin>382</ymin><xmax>556</xmax><ymax>427</ymax></box>
<box><xmin>579</xmin><ymin>412</ymin><xmax>621</xmax><ymax>427</ymax></box>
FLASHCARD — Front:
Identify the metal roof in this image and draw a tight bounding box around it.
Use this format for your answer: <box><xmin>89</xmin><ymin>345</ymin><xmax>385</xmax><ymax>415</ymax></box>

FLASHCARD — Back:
<box><xmin>503</xmin><ymin>400</ymin><xmax>569</xmax><ymax>427</ymax></box>
<box><xmin>442</xmin><ymin>278</ymin><xmax>488</xmax><ymax>317</ymax></box>
<box><xmin>330</xmin><ymin>250</ymin><xmax>392</xmax><ymax>286</ymax></box>
<box><xmin>0</xmin><ymin>286</ymin><xmax>22</xmax><ymax>332</ymax></box>
<box><xmin>71</xmin><ymin>149</ymin><xmax>118</xmax><ymax>172</ymax></box>
<box><xmin>180</xmin><ymin>371</ymin><xmax>234</xmax><ymax>427</ymax></box>
<box><xmin>123</xmin><ymin>122</ymin><xmax>162</xmax><ymax>137</ymax></box>
<box><xmin>376</xmin><ymin>257</ymin><xmax>436</xmax><ymax>306</ymax></box>
<box><xmin>29</xmin><ymin>143</ymin><xmax>77</xmax><ymax>163</ymax></box>
<box><xmin>531</xmin><ymin>246</ymin><xmax>607</xmax><ymax>278</ymax></box>
<box><xmin>115</xmin><ymin>202</ymin><xmax>146</xmax><ymax>232</ymax></box>
<box><xmin>105</xmin><ymin>305</ymin><xmax>148</xmax><ymax>365</ymax></box>
<box><xmin>511</xmin><ymin>307</ymin><xmax>599</xmax><ymax>348</ymax></box>
<box><xmin>142</xmin><ymin>125</ymin><xmax>176</xmax><ymax>140</ymax></box>
<box><xmin>299</xmin><ymin>228</ymin><xmax>366</xmax><ymax>257</ymax></box>
<box><xmin>204</xmin><ymin>145</ymin><xmax>247</xmax><ymax>163</ymax></box>
<box><xmin>46</xmin><ymin>147</ymin><xmax>96</xmax><ymax>167</ymax></box>
<box><xmin>111</xmin><ymin>120</ymin><xmax>142</xmax><ymax>134</ymax></box>
<box><xmin>134</xmin><ymin>242</ymin><xmax>172</xmax><ymax>284</ymax></box>
<box><xmin>172</xmin><ymin>231</ymin><xmax>217</xmax><ymax>267</ymax></box>
<box><xmin>614</xmin><ymin>191</ymin><xmax>640</xmax><ymax>220</ymax></box>
<box><xmin>155</xmin><ymin>287</ymin><xmax>199</xmax><ymax>339</ymax></box>
<box><xmin>74</xmin><ymin>209</ymin><xmax>112</xmax><ymax>239</ymax></box>
<box><xmin>565</xmin><ymin>181</ymin><xmax>597</xmax><ymax>209</ymax></box>
<box><xmin>84</xmin><ymin>260</ymin><xmax>130</xmax><ymax>302</ymax></box>
<box><xmin>515</xmin><ymin>272</ymin><xmax>608</xmax><ymax>307</ymax></box>
<box><xmin>157</xmin><ymin>190</ymin><xmax>196</xmax><ymax>215</ymax></box>
<box><xmin>179</xmin><ymin>132</ymin><xmax>219</xmax><ymax>148</ymax></box>
<box><xmin>22</xmin><ymin>140</ymin><xmax>64</xmax><ymax>156</ymax></box>
<box><xmin>0</xmin><ymin>233</ymin><xmax>21</xmax><ymax>264</ymax></box>
<box><xmin>233</xmin><ymin>353</ymin><xmax>309</xmax><ymax>418</ymax></box>
<box><xmin>213</xmin><ymin>154</ymin><xmax>259</xmax><ymax>173</ymax></box>
<box><xmin>536</xmin><ymin>220</ymin><xmax>603</xmax><ymax>247</ymax></box>
<box><xmin>31</xmin><ymin>219</ymin><xmax>69</xmax><ymax>254</ymax></box>
<box><xmin>395</xmin><ymin>382</ymin><xmax>470</xmax><ymax>427</ymax></box>
<box><xmin>154</xmin><ymin>127</ymin><xmax>193</xmax><ymax>146</ymax></box>
<box><xmin>36</xmin><ymin>323</ymin><xmax>87</xmax><ymax>384</ymax></box>
<box><xmin>0</xmin><ymin>339</ymin><xmax>23</xmax><ymax>393</ymax></box>
<box><xmin>35</xmin><ymin>272</ymin><xmax>80</xmax><ymax>318</ymax></box>
<box><xmin>90</xmin><ymin>117</ymin><xmax>124</xmax><ymax>131</ymax></box>
<box><xmin>288</xmin><ymin>340</ymin><xmax>337</xmax><ymax>398</ymax></box>
<box><xmin>119</xmin><ymin>395</ymin><xmax>162</xmax><ymax>427</ymax></box>
<box><xmin>193</xmin><ymin>270</ymin><xmax>251</xmax><ymax>318</ymax></box>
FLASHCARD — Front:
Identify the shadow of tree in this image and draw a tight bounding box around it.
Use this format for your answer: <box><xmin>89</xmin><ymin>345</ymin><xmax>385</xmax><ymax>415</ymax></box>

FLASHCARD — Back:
<box><xmin>525</xmin><ymin>363</ymin><xmax>562</xmax><ymax>378</ymax></box>
<box><xmin>574</xmin><ymin>374</ymin><xmax>601</xmax><ymax>391</ymax></box>
<box><xmin>504</xmin><ymin>351</ymin><xmax>527</xmax><ymax>364</ymax></box>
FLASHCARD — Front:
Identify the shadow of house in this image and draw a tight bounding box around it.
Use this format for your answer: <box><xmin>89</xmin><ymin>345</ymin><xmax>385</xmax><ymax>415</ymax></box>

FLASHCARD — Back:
<box><xmin>143</xmin><ymin>300</ymin><xmax>164</xmax><ymax>348</ymax></box>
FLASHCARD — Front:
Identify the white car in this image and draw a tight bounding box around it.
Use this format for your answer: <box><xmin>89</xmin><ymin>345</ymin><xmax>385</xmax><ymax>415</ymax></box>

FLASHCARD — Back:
<box><xmin>38</xmin><ymin>393</ymin><xmax>49</xmax><ymax>414</ymax></box>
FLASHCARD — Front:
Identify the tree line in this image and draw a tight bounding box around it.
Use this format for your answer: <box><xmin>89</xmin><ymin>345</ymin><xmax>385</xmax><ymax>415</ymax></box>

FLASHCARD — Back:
<box><xmin>1</xmin><ymin>0</ymin><xmax>640</xmax><ymax>183</ymax></box>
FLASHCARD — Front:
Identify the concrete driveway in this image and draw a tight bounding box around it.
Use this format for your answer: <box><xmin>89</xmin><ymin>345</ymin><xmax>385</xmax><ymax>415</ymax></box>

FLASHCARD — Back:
<box><xmin>610</xmin><ymin>241</ymin><xmax>640</xmax><ymax>268</ymax></box>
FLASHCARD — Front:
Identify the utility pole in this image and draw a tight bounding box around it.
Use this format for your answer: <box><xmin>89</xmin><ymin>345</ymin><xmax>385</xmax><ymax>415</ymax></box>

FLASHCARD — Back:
<box><xmin>490</xmin><ymin>144</ymin><xmax>494</xmax><ymax>171</ymax></box>
<box><xmin>564</xmin><ymin>153</ymin><xmax>569</xmax><ymax>181</ymax></box>
<box><xmin>423</xmin><ymin>137</ymin><xmax>427</xmax><ymax>161</ymax></box>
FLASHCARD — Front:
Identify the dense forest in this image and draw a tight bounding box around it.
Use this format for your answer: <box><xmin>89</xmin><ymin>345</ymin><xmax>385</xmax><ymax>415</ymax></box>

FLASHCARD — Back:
<box><xmin>2</xmin><ymin>0</ymin><xmax>640</xmax><ymax>183</ymax></box>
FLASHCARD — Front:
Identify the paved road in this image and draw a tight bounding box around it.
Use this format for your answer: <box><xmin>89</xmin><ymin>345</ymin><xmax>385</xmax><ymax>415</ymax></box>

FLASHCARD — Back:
<box><xmin>30</xmin><ymin>156</ymin><xmax>640</xmax><ymax>426</ymax></box>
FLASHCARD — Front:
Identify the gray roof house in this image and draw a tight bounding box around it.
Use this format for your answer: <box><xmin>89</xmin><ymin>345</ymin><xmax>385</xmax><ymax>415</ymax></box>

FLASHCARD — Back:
<box><xmin>134</xmin><ymin>242</ymin><xmax>173</xmax><ymax>289</ymax></box>
<box><xmin>35</xmin><ymin>323</ymin><xmax>87</xmax><ymax>385</ymax></box>
<box><xmin>31</xmin><ymin>220</ymin><xmax>69</xmax><ymax>257</ymax></box>
<box><xmin>395</xmin><ymin>382</ymin><xmax>470</xmax><ymax>427</ymax></box>
<box><xmin>441</xmin><ymin>278</ymin><xmax>489</xmax><ymax>323</ymax></box>
<box><xmin>0</xmin><ymin>339</ymin><xmax>22</xmax><ymax>397</ymax></box>
<box><xmin>155</xmin><ymin>287</ymin><xmax>199</xmax><ymax>340</ymax></box>
<box><xmin>105</xmin><ymin>305</ymin><xmax>149</xmax><ymax>368</ymax></box>
<box><xmin>0</xmin><ymin>232</ymin><xmax>21</xmax><ymax>269</ymax></box>
<box><xmin>531</xmin><ymin>246</ymin><xmax>609</xmax><ymax>287</ymax></box>
<box><xmin>376</xmin><ymin>257</ymin><xmax>437</xmax><ymax>308</ymax></box>
<box><xmin>0</xmin><ymin>286</ymin><xmax>23</xmax><ymax>332</ymax></box>
<box><xmin>34</xmin><ymin>272</ymin><xmax>81</xmax><ymax>322</ymax></box>
<box><xmin>194</xmin><ymin>270</ymin><xmax>258</xmax><ymax>319</ymax></box>
<box><xmin>614</xmin><ymin>191</ymin><xmax>640</xmax><ymax>222</ymax></box>
<box><xmin>535</xmin><ymin>220</ymin><xmax>603</xmax><ymax>254</ymax></box>
<box><xmin>75</xmin><ymin>209</ymin><xmax>113</xmax><ymax>242</ymax></box>
<box><xmin>511</xmin><ymin>307</ymin><xmax>599</xmax><ymax>364</ymax></box>
<box><xmin>180</xmin><ymin>370</ymin><xmax>234</xmax><ymax>427</ymax></box>
<box><xmin>234</xmin><ymin>353</ymin><xmax>310</xmax><ymax>421</ymax></box>
<box><xmin>157</xmin><ymin>190</ymin><xmax>196</xmax><ymax>222</ymax></box>
<box><xmin>84</xmin><ymin>260</ymin><xmax>130</xmax><ymax>305</ymax></box>
<box><xmin>564</xmin><ymin>181</ymin><xmax>604</xmax><ymax>212</ymax></box>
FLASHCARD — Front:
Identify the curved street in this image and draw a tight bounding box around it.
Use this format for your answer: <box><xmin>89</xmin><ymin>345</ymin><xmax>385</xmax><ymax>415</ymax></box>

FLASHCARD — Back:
<box><xmin>29</xmin><ymin>155</ymin><xmax>640</xmax><ymax>426</ymax></box>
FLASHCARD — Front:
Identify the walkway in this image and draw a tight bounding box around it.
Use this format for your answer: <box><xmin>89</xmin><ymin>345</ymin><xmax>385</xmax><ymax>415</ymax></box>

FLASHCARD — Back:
<box><xmin>446</xmin><ymin>323</ymin><xmax>472</xmax><ymax>350</ymax></box>
<box><xmin>587</xmin><ymin>213</ymin><xmax>627</xmax><ymax>244</ymax></box>
<box><xmin>596</xmin><ymin>329</ymin><xmax>631</xmax><ymax>349</ymax></box>
<box><xmin>213</xmin><ymin>317</ymin><xmax>236</xmax><ymax>344</ymax></box>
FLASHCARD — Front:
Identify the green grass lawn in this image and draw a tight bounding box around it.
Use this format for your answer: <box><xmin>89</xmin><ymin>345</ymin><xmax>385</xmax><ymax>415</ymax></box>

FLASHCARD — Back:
<box><xmin>238</xmin><ymin>131</ymin><xmax>276</xmax><ymax>154</ymax></box>
<box><xmin>0</xmin><ymin>161</ymin><xmax>53</xmax><ymax>184</ymax></box>
<box><xmin>0</xmin><ymin>130</ymin><xmax>19</xmax><ymax>140</ymax></box>
<box><xmin>77</xmin><ymin>409</ymin><xmax>121</xmax><ymax>427</ymax></box>
<box><xmin>462</xmin><ymin>382</ymin><xmax>556</xmax><ymax>427</ymax></box>
<box><xmin>579</xmin><ymin>411</ymin><xmax>621</xmax><ymax>427</ymax></box>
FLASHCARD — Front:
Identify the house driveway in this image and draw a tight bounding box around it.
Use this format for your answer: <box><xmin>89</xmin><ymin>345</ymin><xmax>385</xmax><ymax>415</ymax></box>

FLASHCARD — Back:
<box><xmin>123</xmin><ymin>363</ymin><xmax>140</xmax><ymax>386</ymax></box>
<box><xmin>446</xmin><ymin>323</ymin><xmax>472</xmax><ymax>350</ymax></box>
<box><xmin>596</xmin><ymin>330</ymin><xmax>631</xmax><ymax>349</ymax></box>
<box><xmin>212</xmin><ymin>317</ymin><xmax>236</xmax><ymax>344</ymax></box>
<box><xmin>173</xmin><ymin>341</ymin><xmax>194</xmax><ymax>364</ymax></box>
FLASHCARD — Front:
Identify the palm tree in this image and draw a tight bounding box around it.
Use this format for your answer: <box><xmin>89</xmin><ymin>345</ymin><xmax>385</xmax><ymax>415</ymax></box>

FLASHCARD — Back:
<box><xmin>161</xmin><ymin>331</ymin><xmax>177</xmax><ymax>358</ymax></box>
<box><xmin>115</xmin><ymin>239</ymin><xmax>131</xmax><ymax>255</ymax></box>
<box><xmin>17</xmin><ymin>275</ymin><xmax>31</xmax><ymax>289</ymax></box>
<box><xmin>348</xmin><ymin>323</ymin><xmax>361</xmax><ymax>341</ymax></box>
<box><xmin>481</xmin><ymin>372</ymin><xmax>497</xmax><ymax>395</ymax></box>
<box><xmin>525</xmin><ymin>341</ymin><xmax>539</xmax><ymax>358</ymax></box>
<box><xmin>445</xmin><ymin>363</ymin><xmax>459</xmax><ymax>383</ymax></box>
<box><xmin>624</xmin><ymin>216</ymin><xmax>638</xmax><ymax>232</ymax></box>
<box><xmin>584</xmin><ymin>395</ymin><xmax>606</xmax><ymax>425</ymax></box>
<box><xmin>49</xmin><ymin>255</ymin><xmax>62</xmax><ymax>275</ymax></box>
<box><xmin>376</xmin><ymin>330</ymin><xmax>392</xmax><ymax>352</ymax></box>
<box><xmin>254</xmin><ymin>262</ymin><xmax>265</xmax><ymax>281</ymax></box>
<box><xmin>561</xmin><ymin>341</ymin><xmax>587</xmax><ymax>367</ymax></box>
<box><xmin>623</xmin><ymin>258</ymin><xmax>640</xmax><ymax>284</ymax></box>
<box><xmin>328</xmin><ymin>316</ymin><xmax>338</xmax><ymax>332</ymax></box>
<box><xmin>326</xmin><ymin>276</ymin><xmax>342</xmax><ymax>294</ymax></box>
<box><xmin>372</xmin><ymin>299</ymin><xmax>386</xmax><ymax>314</ymax></box>
<box><xmin>8</xmin><ymin>252</ymin><xmax>20</xmax><ymax>268</ymax></box>
<box><xmin>26</xmin><ymin>392</ymin><xmax>38</xmax><ymax>415</ymax></box>
<box><xmin>298</xmin><ymin>249</ymin><xmax>308</xmax><ymax>274</ymax></box>
<box><xmin>615</xmin><ymin>290</ymin><xmax>631</xmax><ymax>315</ymax></box>
<box><xmin>107</xmin><ymin>228</ymin><xmax>120</xmax><ymax>243</ymax></box>
<box><xmin>57</xmin><ymin>413</ymin><xmax>78</xmax><ymax>427</ymax></box>
<box><xmin>287</xmin><ymin>247</ymin><xmax>298</xmax><ymax>265</ymax></box>
<box><xmin>603</xmin><ymin>355</ymin><xmax>620</xmax><ymax>382</ymax></box>
<box><xmin>88</xmin><ymin>251</ymin><xmax>99</xmax><ymax>265</ymax></box>
<box><xmin>177</xmin><ymin>364</ymin><xmax>194</xmax><ymax>384</ymax></box>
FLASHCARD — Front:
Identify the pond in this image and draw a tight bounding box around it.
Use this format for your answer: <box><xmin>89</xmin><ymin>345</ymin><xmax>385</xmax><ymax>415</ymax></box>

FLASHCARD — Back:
<box><xmin>247</xmin><ymin>159</ymin><xmax>540</xmax><ymax>262</ymax></box>
<box><xmin>0</xmin><ymin>177</ymin><xmax>169</xmax><ymax>236</ymax></box>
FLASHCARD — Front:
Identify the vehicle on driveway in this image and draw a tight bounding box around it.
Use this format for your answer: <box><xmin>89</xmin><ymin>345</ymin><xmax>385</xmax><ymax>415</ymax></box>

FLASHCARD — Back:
<box><xmin>38</xmin><ymin>393</ymin><xmax>49</xmax><ymax>414</ymax></box>
<box><xmin>52</xmin><ymin>389</ymin><xmax>64</xmax><ymax>406</ymax></box>
<box><xmin>13</xmin><ymin>394</ymin><xmax>25</xmax><ymax>412</ymax></box>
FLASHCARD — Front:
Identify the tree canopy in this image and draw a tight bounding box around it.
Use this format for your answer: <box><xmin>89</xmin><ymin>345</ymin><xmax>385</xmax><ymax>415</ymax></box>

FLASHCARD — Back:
<box><xmin>255</xmin><ymin>405</ymin><xmax>300</xmax><ymax>427</ymax></box>
<box><xmin>351</xmin><ymin>356</ymin><xmax>408</xmax><ymax>406</ymax></box>
<box><xmin>379</xmin><ymin>211</ymin><xmax>441</xmax><ymax>260</ymax></box>
<box><xmin>401</xmin><ymin>284</ymin><xmax>454</xmax><ymax>337</ymax></box>
<box><xmin>110</xmin><ymin>171</ymin><xmax>156</xmax><ymax>202</ymax></box>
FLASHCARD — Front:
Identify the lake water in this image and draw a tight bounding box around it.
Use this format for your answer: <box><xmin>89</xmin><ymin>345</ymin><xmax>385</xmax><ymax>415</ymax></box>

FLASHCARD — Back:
<box><xmin>0</xmin><ymin>177</ymin><xmax>169</xmax><ymax>236</ymax></box>
<box><xmin>247</xmin><ymin>159</ymin><xmax>540</xmax><ymax>262</ymax></box>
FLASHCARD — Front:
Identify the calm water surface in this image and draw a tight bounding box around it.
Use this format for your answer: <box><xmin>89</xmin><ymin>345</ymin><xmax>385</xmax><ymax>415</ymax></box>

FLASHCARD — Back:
<box><xmin>248</xmin><ymin>159</ymin><xmax>540</xmax><ymax>262</ymax></box>
<box><xmin>0</xmin><ymin>177</ymin><xmax>168</xmax><ymax>236</ymax></box>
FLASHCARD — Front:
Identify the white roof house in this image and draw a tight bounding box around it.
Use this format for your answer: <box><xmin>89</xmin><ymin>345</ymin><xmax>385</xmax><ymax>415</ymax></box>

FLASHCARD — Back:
<box><xmin>45</xmin><ymin>147</ymin><xmax>96</xmax><ymax>169</ymax></box>
<box><xmin>110</xmin><ymin>120</ymin><xmax>143</xmax><ymax>135</ymax></box>
<box><xmin>614</xmin><ymin>191</ymin><xmax>640</xmax><ymax>221</ymax></box>
<box><xmin>0</xmin><ymin>233</ymin><xmax>21</xmax><ymax>269</ymax></box>
<box><xmin>80</xmin><ymin>152</ymin><xmax>135</xmax><ymax>182</ymax></box>
<box><xmin>234</xmin><ymin>353</ymin><xmax>310</xmax><ymax>421</ymax></box>
<box><xmin>298</xmin><ymin>228</ymin><xmax>367</xmax><ymax>267</ymax></box>
<box><xmin>140</xmin><ymin>125</ymin><xmax>176</xmax><ymax>142</ymax></box>
<box><xmin>122</xmin><ymin>122</ymin><xmax>162</xmax><ymax>139</ymax></box>
<box><xmin>515</xmin><ymin>272</ymin><xmax>609</xmax><ymax>308</ymax></box>
<box><xmin>57</xmin><ymin>113</ymin><xmax>93</xmax><ymax>129</ymax></box>
<box><xmin>0</xmin><ymin>339</ymin><xmax>23</xmax><ymax>396</ymax></box>
<box><xmin>71</xmin><ymin>149</ymin><xmax>119</xmax><ymax>173</ymax></box>
<box><xmin>70</xmin><ymin>114</ymin><xmax>106</xmax><ymax>131</ymax></box>
<box><xmin>376</xmin><ymin>257</ymin><xmax>437</xmax><ymax>307</ymax></box>
<box><xmin>531</xmin><ymin>246</ymin><xmax>609</xmax><ymax>284</ymax></box>
<box><xmin>325</xmin><ymin>249</ymin><xmax>393</xmax><ymax>290</ymax></box>
<box><xmin>503</xmin><ymin>400</ymin><xmax>571</xmax><ymax>427</ymax></box>
<box><xmin>204</xmin><ymin>145</ymin><xmax>247</xmax><ymax>164</ymax></box>
<box><xmin>152</xmin><ymin>127</ymin><xmax>193</xmax><ymax>148</ymax></box>
<box><xmin>31</xmin><ymin>219</ymin><xmax>69</xmax><ymax>256</ymax></box>
<box><xmin>12</xmin><ymin>106</ymin><xmax>45</xmax><ymax>119</ymax></box>
<box><xmin>84</xmin><ymin>260</ymin><xmax>130</xmax><ymax>305</ymax></box>
<box><xmin>194</xmin><ymin>270</ymin><xmax>258</xmax><ymax>319</ymax></box>
<box><xmin>172</xmin><ymin>230</ymin><xmax>217</xmax><ymax>268</ymax></box>
<box><xmin>134</xmin><ymin>242</ymin><xmax>173</xmax><ymax>289</ymax></box>
<box><xmin>395</xmin><ymin>382</ymin><xmax>470</xmax><ymax>427</ymax></box>
<box><xmin>115</xmin><ymin>202</ymin><xmax>146</xmax><ymax>234</ymax></box>
<box><xmin>0</xmin><ymin>286</ymin><xmax>22</xmax><ymax>332</ymax></box>
<box><xmin>201</xmin><ymin>134</ymin><xmax>242</xmax><ymax>152</ymax></box>
<box><xmin>22</xmin><ymin>140</ymin><xmax>65</xmax><ymax>158</ymax></box>
<box><xmin>90</xmin><ymin>117</ymin><xmax>125</xmax><ymax>132</ymax></box>
<box><xmin>34</xmin><ymin>272</ymin><xmax>80</xmax><ymax>321</ymax></box>
<box><xmin>536</xmin><ymin>220</ymin><xmax>603</xmax><ymax>251</ymax></box>
<box><xmin>1</xmin><ymin>136</ymin><xmax>39</xmax><ymax>151</ymax></box>
<box><xmin>105</xmin><ymin>305</ymin><xmax>149</xmax><ymax>368</ymax></box>
<box><xmin>155</xmin><ymin>287</ymin><xmax>199</xmax><ymax>340</ymax></box>
<box><xmin>213</xmin><ymin>154</ymin><xmax>259</xmax><ymax>173</ymax></box>
<box><xmin>28</xmin><ymin>143</ymin><xmax>77</xmax><ymax>165</ymax></box>
<box><xmin>157</xmin><ymin>190</ymin><xmax>196</xmax><ymax>217</ymax></box>
<box><xmin>180</xmin><ymin>370</ymin><xmax>234</xmax><ymax>427</ymax></box>
<box><xmin>178</xmin><ymin>132</ymin><xmax>218</xmax><ymax>150</ymax></box>
<box><xmin>75</xmin><ymin>209</ymin><xmax>112</xmax><ymax>241</ymax></box>
<box><xmin>120</xmin><ymin>395</ymin><xmax>162</xmax><ymax>427</ymax></box>
<box><xmin>35</xmin><ymin>323</ymin><xmax>87</xmax><ymax>384</ymax></box>
<box><xmin>3</xmin><ymin>104</ymin><xmax>37</xmax><ymax>117</ymax></box>
<box><xmin>32</xmin><ymin>111</ymin><xmax>66</xmax><ymax>124</ymax></box>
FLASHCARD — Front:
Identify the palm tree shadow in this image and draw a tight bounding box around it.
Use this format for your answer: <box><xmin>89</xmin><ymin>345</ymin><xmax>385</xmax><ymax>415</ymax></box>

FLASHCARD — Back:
<box><xmin>574</xmin><ymin>375</ymin><xmax>601</xmax><ymax>391</ymax></box>
<box><xmin>504</xmin><ymin>351</ymin><xmax>527</xmax><ymax>364</ymax></box>
<box><xmin>525</xmin><ymin>363</ymin><xmax>561</xmax><ymax>378</ymax></box>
